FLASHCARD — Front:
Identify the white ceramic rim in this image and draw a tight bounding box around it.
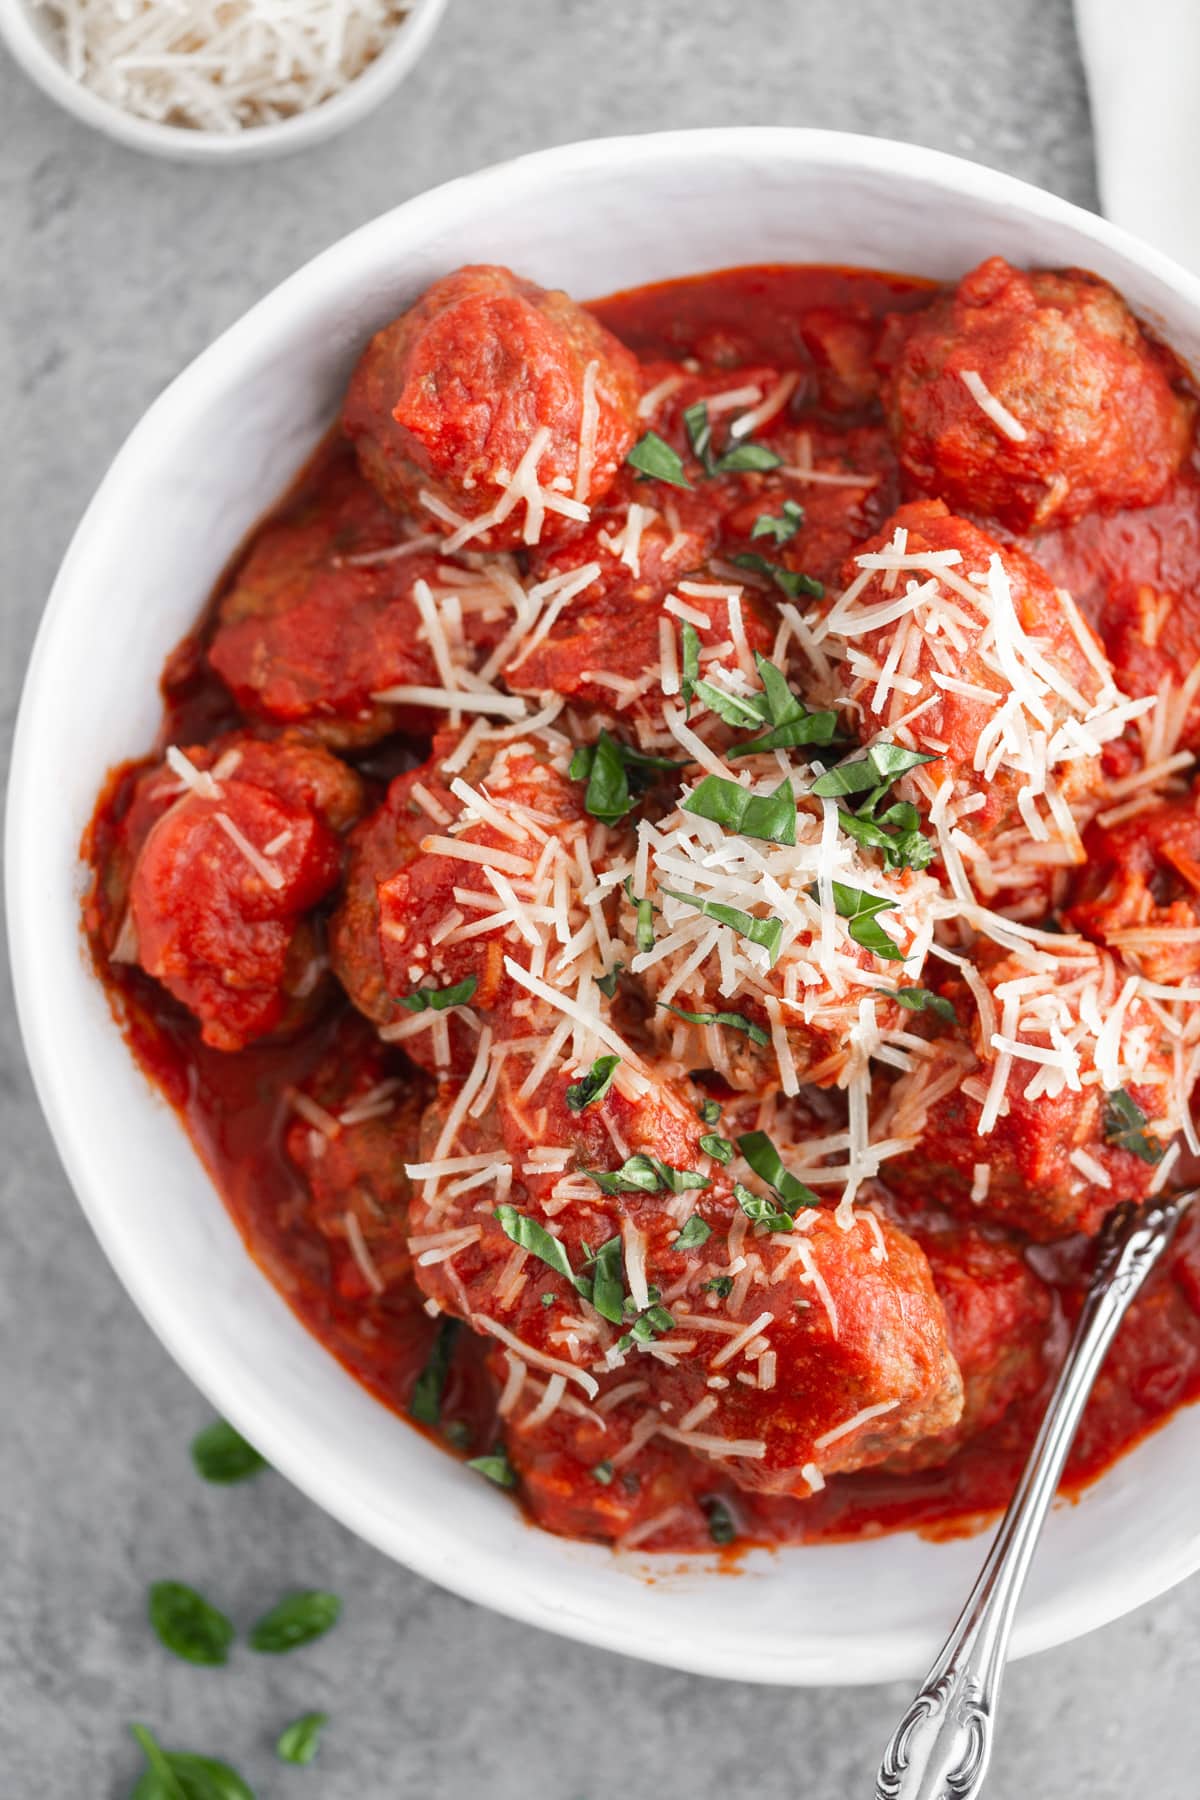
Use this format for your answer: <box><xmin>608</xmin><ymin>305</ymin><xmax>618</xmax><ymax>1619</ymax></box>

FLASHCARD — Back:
<box><xmin>12</xmin><ymin>128</ymin><xmax>1200</xmax><ymax>1685</ymax></box>
<box><xmin>0</xmin><ymin>0</ymin><xmax>447</xmax><ymax>162</ymax></box>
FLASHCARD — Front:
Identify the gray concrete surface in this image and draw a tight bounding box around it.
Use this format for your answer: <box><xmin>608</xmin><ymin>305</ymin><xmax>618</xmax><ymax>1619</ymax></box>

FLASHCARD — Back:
<box><xmin>2</xmin><ymin>0</ymin><xmax>1195</xmax><ymax>1793</ymax></box>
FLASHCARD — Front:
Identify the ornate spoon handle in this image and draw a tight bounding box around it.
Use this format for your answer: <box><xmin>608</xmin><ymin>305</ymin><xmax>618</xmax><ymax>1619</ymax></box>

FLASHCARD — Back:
<box><xmin>874</xmin><ymin>1190</ymin><xmax>1196</xmax><ymax>1800</ymax></box>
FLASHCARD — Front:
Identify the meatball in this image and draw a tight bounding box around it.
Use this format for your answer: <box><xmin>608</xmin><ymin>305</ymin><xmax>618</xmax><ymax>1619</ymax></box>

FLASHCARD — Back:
<box><xmin>285</xmin><ymin>1019</ymin><xmax>429</xmax><ymax>1302</ymax></box>
<box><xmin>125</xmin><ymin>736</ymin><xmax>363</xmax><ymax>1051</ymax></box>
<box><xmin>884</xmin><ymin>943</ymin><xmax>1179</xmax><ymax>1240</ymax></box>
<box><xmin>884</xmin><ymin>1211</ymin><xmax>1053</xmax><ymax>1469</ymax></box>
<box><xmin>814</xmin><ymin>499</ymin><xmax>1123</xmax><ymax>864</ymax></box>
<box><xmin>343</xmin><ymin>265</ymin><xmax>641</xmax><ymax>551</ymax></box>
<box><xmin>883</xmin><ymin>257</ymin><xmax>1191</xmax><ymax>532</ymax></box>
<box><xmin>209</xmin><ymin>453</ymin><xmax>514</xmax><ymax>747</ymax></box>
<box><xmin>1067</xmin><ymin>787</ymin><xmax>1200</xmax><ymax>984</ymax></box>
<box><xmin>409</xmin><ymin>1050</ymin><xmax>962</xmax><ymax>1498</ymax></box>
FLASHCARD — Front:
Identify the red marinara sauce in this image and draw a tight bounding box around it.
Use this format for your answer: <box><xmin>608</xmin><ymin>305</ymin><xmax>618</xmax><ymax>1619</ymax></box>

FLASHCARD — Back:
<box><xmin>82</xmin><ymin>264</ymin><xmax>1200</xmax><ymax>1553</ymax></box>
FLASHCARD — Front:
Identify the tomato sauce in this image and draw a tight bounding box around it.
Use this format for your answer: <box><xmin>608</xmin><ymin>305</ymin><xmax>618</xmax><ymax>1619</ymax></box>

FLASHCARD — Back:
<box><xmin>83</xmin><ymin>265</ymin><xmax>1200</xmax><ymax>1554</ymax></box>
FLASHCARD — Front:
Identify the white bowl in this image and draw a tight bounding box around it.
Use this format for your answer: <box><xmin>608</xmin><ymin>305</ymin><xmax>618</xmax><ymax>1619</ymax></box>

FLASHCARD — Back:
<box><xmin>0</xmin><ymin>0</ymin><xmax>447</xmax><ymax>162</ymax></box>
<box><xmin>11</xmin><ymin>128</ymin><xmax>1200</xmax><ymax>1685</ymax></box>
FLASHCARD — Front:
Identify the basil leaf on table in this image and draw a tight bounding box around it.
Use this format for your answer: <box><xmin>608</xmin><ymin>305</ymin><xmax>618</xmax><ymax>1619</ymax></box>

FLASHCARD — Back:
<box><xmin>248</xmin><ymin>1590</ymin><xmax>341</xmax><ymax>1655</ymax></box>
<box><xmin>147</xmin><ymin>1582</ymin><xmax>234</xmax><ymax>1668</ymax></box>
<box><xmin>276</xmin><ymin>1712</ymin><xmax>328</xmax><ymax>1767</ymax></box>
<box><xmin>129</xmin><ymin>1724</ymin><xmax>255</xmax><ymax>1800</ymax></box>
<box><xmin>189</xmin><ymin>1419</ymin><xmax>266</xmax><ymax>1486</ymax></box>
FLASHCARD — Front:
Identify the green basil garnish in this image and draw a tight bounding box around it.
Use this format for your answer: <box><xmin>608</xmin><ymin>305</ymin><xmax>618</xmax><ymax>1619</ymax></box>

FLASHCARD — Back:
<box><xmin>812</xmin><ymin>880</ymin><xmax>905</xmax><ymax>962</ymax></box>
<box><xmin>664</xmin><ymin>887</ymin><xmax>784</xmax><ymax>967</ymax></box>
<box><xmin>593</xmin><ymin>1460</ymin><xmax>614</xmax><ymax>1485</ymax></box>
<box><xmin>410</xmin><ymin>1318</ymin><xmax>461</xmax><ymax>1427</ymax></box>
<box><xmin>569</xmin><ymin>731</ymin><xmax>682</xmax><ymax>825</ymax></box>
<box><xmin>627</xmin><ymin>430</ymin><xmax>691</xmax><ymax>489</ymax></box>
<box><xmin>680</xmin><ymin>619</ymin><xmax>702</xmax><ymax>712</ymax></box>
<box><xmin>737</xmin><ymin>1130</ymin><xmax>818</xmax><ymax>1212</ymax></box>
<box><xmin>494</xmin><ymin>1205</ymin><xmax>581</xmax><ymax>1288</ymax></box>
<box><xmin>700</xmin><ymin>1132</ymin><xmax>734</xmax><ymax>1164</ymax></box>
<box><xmin>697</xmin><ymin>1097</ymin><xmax>723</xmax><ymax>1125</ymax></box>
<box><xmin>696</xmin><ymin>653</ymin><xmax>838</xmax><ymax>758</ymax></box>
<box><xmin>733</xmin><ymin>1181</ymin><xmax>795</xmax><ymax>1232</ymax></box>
<box><xmin>1103</xmin><ymin>1089</ymin><xmax>1165</xmax><ymax>1165</ymax></box>
<box><xmin>566</xmin><ymin>1054</ymin><xmax>621</xmax><ymax>1112</ymax></box>
<box><xmin>702</xmin><ymin>1274</ymin><xmax>734</xmax><ymax>1298</ymax></box>
<box><xmin>595</xmin><ymin>963</ymin><xmax>624</xmax><ymax>999</ymax></box>
<box><xmin>701</xmin><ymin>1495</ymin><xmax>738</xmax><ymax>1546</ymax></box>
<box><xmin>682</xmin><ymin>773</ymin><xmax>797</xmax><ymax>846</ymax></box>
<box><xmin>715</xmin><ymin>441</ymin><xmax>784</xmax><ymax>474</ymax></box>
<box><xmin>189</xmin><ymin>1419</ymin><xmax>266</xmax><ymax>1486</ymax></box>
<box><xmin>276</xmin><ymin>1713</ymin><xmax>328</xmax><ymax>1767</ymax></box>
<box><xmin>661</xmin><ymin>1002</ymin><xmax>770</xmax><ymax>1047</ymax></box>
<box><xmin>811</xmin><ymin>743</ymin><xmax>937</xmax><ymax>797</ymax></box>
<box><xmin>582</xmin><ymin>1235</ymin><xmax>626</xmax><ymax>1324</ymax></box>
<box><xmin>400</xmin><ymin>975</ymin><xmax>477</xmax><ymax>1012</ymax></box>
<box><xmin>468</xmin><ymin>1451</ymin><xmax>518</xmax><ymax>1489</ymax></box>
<box><xmin>893</xmin><ymin>986</ymin><xmax>956</xmax><ymax>1023</ymax></box>
<box><xmin>583</xmin><ymin>1154</ymin><xmax>709</xmax><ymax>1197</ymax></box>
<box><xmin>730</xmin><ymin>551</ymin><xmax>823</xmax><ymax>600</ymax></box>
<box><xmin>751</xmin><ymin>500</ymin><xmax>805</xmax><ymax>545</ymax></box>
<box><xmin>674</xmin><ymin>1215</ymin><xmax>713</xmax><ymax>1250</ymax></box>
<box><xmin>248</xmin><ymin>1591</ymin><xmax>341</xmax><ymax>1655</ymax></box>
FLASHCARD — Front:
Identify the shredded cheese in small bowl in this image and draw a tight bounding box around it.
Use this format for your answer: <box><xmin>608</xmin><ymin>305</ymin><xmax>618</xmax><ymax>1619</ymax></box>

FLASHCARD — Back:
<box><xmin>0</xmin><ymin>0</ymin><xmax>447</xmax><ymax>159</ymax></box>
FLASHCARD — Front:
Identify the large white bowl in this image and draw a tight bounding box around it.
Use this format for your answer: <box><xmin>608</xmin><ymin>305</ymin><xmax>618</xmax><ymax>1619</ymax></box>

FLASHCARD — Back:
<box><xmin>10</xmin><ymin>128</ymin><xmax>1200</xmax><ymax>1686</ymax></box>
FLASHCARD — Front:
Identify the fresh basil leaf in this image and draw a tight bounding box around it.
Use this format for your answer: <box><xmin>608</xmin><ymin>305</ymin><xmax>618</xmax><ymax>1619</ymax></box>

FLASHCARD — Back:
<box><xmin>675</xmin><ymin>1215</ymin><xmax>712</xmax><ymax>1250</ymax></box>
<box><xmin>540</xmin><ymin>1292</ymin><xmax>555</xmax><ymax>1308</ymax></box>
<box><xmin>248</xmin><ymin>1591</ymin><xmax>341</xmax><ymax>1655</ymax></box>
<box><xmin>731</xmin><ymin>551</ymin><xmax>823</xmax><ymax>600</ymax></box>
<box><xmin>581</xmin><ymin>1235</ymin><xmax>626</xmax><ymax>1324</ymax></box>
<box><xmin>697</xmin><ymin>1097</ymin><xmax>723</xmax><ymax>1125</ymax></box>
<box><xmin>680</xmin><ymin>620</ymin><xmax>701</xmax><ymax>711</ymax></box>
<box><xmin>813</xmin><ymin>880</ymin><xmax>905</xmax><ymax>962</ymax></box>
<box><xmin>812</xmin><ymin>743</ymin><xmax>937</xmax><ymax>798</ymax></box>
<box><xmin>147</xmin><ymin>1582</ymin><xmax>234</xmax><ymax>1668</ymax></box>
<box><xmin>593</xmin><ymin>1460</ymin><xmax>614</xmax><ymax>1485</ymax></box>
<box><xmin>729</xmin><ymin>711</ymin><xmax>840</xmax><ymax>757</ymax></box>
<box><xmin>661</xmin><ymin>1002</ymin><xmax>770</xmax><ymax>1047</ymax></box>
<box><xmin>495</xmin><ymin>1205</ymin><xmax>582</xmax><ymax>1289</ymax></box>
<box><xmin>683</xmin><ymin>400</ymin><xmax>715</xmax><ymax>474</ymax></box>
<box><xmin>715</xmin><ymin>441</ymin><xmax>784</xmax><ymax>474</ymax></box>
<box><xmin>409</xmin><ymin>1318</ymin><xmax>461</xmax><ymax>1427</ymax></box>
<box><xmin>700</xmin><ymin>1133</ymin><xmax>734</xmax><ymax>1164</ymax></box>
<box><xmin>692</xmin><ymin>678</ymin><xmax>770</xmax><ymax>730</ymax></box>
<box><xmin>701</xmin><ymin>1274</ymin><xmax>734</xmax><ymax>1297</ymax></box>
<box><xmin>570</xmin><ymin>730</ymin><xmax>629</xmax><ymax>823</ymax></box>
<box><xmin>627</xmin><ymin>430</ymin><xmax>691</xmax><ymax>489</ymax></box>
<box><xmin>751</xmin><ymin>499</ymin><xmax>805</xmax><ymax>545</ymax></box>
<box><xmin>468</xmin><ymin>1451</ymin><xmax>518</xmax><ymax>1489</ymax></box>
<box><xmin>129</xmin><ymin>1725</ymin><xmax>255</xmax><ymax>1800</ymax></box>
<box><xmin>624</xmin><ymin>877</ymin><xmax>658</xmax><ymax>954</ymax></box>
<box><xmin>595</xmin><ymin>963</ymin><xmax>624</xmax><ymax>999</ymax></box>
<box><xmin>700</xmin><ymin>1495</ymin><xmax>737</xmax><ymax>1546</ymax></box>
<box><xmin>733</xmin><ymin>1181</ymin><xmax>795</xmax><ymax>1232</ymax></box>
<box><xmin>682</xmin><ymin>773</ymin><xmax>797</xmax><ymax>846</ymax></box>
<box><xmin>566</xmin><ymin>1054</ymin><xmax>621</xmax><ymax>1112</ymax></box>
<box><xmin>276</xmin><ymin>1713</ymin><xmax>327</xmax><ymax>1768</ymax></box>
<box><xmin>618</xmin><ymin>1301</ymin><xmax>677</xmax><ymax>1350</ymax></box>
<box><xmin>664</xmin><ymin>886</ymin><xmax>784</xmax><ymax>966</ymax></box>
<box><xmin>583</xmin><ymin>1154</ymin><xmax>709</xmax><ymax>1197</ymax></box>
<box><xmin>1103</xmin><ymin>1089</ymin><xmax>1165</xmax><ymax>1165</ymax></box>
<box><xmin>400</xmin><ymin>975</ymin><xmax>477</xmax><ymax>1013</ymax></box>
<box><xmin>737</xmin><ymin>1131</ymin><xmax>818</xmax><ymax>1211</ymax></box>
<box><xmin>836</xmin><ymin>804</ymin><xmax>935</xmax><ymax>873</ymax></box>
<box><xmin>893</xmin><ymin>987</ymin><xmax>957</xmax><ymax>1023</ymax></box>
<box><xmin>189</xmin><ymin>1419</ymin><xmax>266</xmax><ymax>1486</ymax></box>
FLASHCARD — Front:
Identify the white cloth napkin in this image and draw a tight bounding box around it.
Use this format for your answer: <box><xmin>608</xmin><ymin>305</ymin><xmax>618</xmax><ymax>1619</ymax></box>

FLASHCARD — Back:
<box><xmin>1077</xmin><ymin>0</ymin><xmax>1200</xmax><ymax>272</ymax></box>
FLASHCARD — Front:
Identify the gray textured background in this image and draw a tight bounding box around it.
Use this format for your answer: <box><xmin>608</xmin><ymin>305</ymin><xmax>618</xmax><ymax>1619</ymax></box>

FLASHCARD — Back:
<box><xmin>2</xmin><ymin>0</ymin><xmax>1195</xmax><ymax>1793</ymax></box>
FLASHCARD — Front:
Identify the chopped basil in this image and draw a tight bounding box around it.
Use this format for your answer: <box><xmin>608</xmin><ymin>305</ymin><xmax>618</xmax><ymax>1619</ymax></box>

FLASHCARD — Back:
<box><xmin>569</xmin><ymin>731</ymin><xmax>682</xmax><ymax>825</ymax></box>
<box><xmin>617</xmin><ymin>1301</ymin><xmax>676</xmax><ymax>1352</ymax></box>
<box><xmin>400</xmin><ymin>974</ymin><xmax>477</xmax><ymax>1013</ymax></box>
<box><xmin>692</xmin><ymin>679</ymin><xmax>766</xmax><ymax>731</ymax></box>
<box><xmin>495</xmin><ymin>1205</ymin><xmax>582</xmax><ymax>1290</ymax></box>
<box><xmin>129</xmin><ymin>1724</ymin><xmax>254</xmax><ymax>1800</ymax></box>
<box><xmin>661</xmin><ymin>1002</ymin><xmax>770</xmax><ymax>1047</ymax></box>
<box><xmin>684</xmin><ymin>400</ymin><xmax>715</xmax><ymax>472</ymax></box>
<box><xmin>701</xmin><ymin>1495</ymin><xmax>738</xmax><ymax>1546</ymax></box>
<box><xmin>581</xmin><ymin>1235</ymin><xmax>626</xmax><ymax>1324</ymax></box>
<box><xmin>540</xmin><ymin>1292</ymin><xmax>555</xmax><ymax>1308</ymax></box>
<box><xmin>409</xmin><ymin>1318</ymin><xmax>461</xmax><ymax>1427</ymax></box>
<box><xmin>189</xmin><ymin>1418</ymin><xmax>266</xmax><ymax>1486</ymax></box>
<box><xmin>1103</xmin><ymin>1089</ymin><xmax>1165</xmax><ymax>1165</ymax></box>
<box><xmin>664</xmin><ymin>887</ymin><xmax>784</xmax><ymax>967</ymax></box>
<box><xmin>737</xmin><ymin>1130</ymin><xmax>818</xmax><ymax>1212</ymax></box>
<box><xmin>751</xmin><ymin>499</ymin><xmax>805</xmax><ymax>545</ymax></box>
<box><xmin>837</xmin><ymin>799</ymin><xmax>934</xmax><ymax>873</ymax></box>
<box><xmin>674</xmin><ymin>1215</ymin><xmax>712</xmax><ymax>1251</ymax></box>
<box><xmin>595</xmin><ymin>964</ymin><xmax>624</xmax><ymax>999</ymax></box>
<box><xmin>812</xmin><ymin>880</ymin><xmax>905</xmax><ymax>962</ymax></box>
<box><xmin>627</xmin><ymin>430</ymin><xmax>691</xmax><ymax>489</ymax></box>
<box><xmin>276</xmin><ymin>1713</ymin><xmax>327</xmax><ymax>1768</ymax></box>
<box><xmin>699</xmin><ymin>653</ymin><xmax>839</xmax><ymax>758</ymax></box>
<box><xmin>733</xmin><ymin>1181</ymin><xmax>795</xmax><ymax>1232</ymax></box>
<box><xmin>697</xmin><ymin>1097</ymin><xmax>723</xmax><ymax>1125</ymax></box>
<box><xmin>811</xmin><ymin>742</ymin><xmax>937</xmax><ymax>798</ymax></box>
<box><xmin>624</xmin><ymin>877</ymin><xmax>658</xmax><ymax>954</ymax></box>
<box><xmin>812</xmin><ymin>743</ymin><xmax>937</xmax><ymax>871</ymax></box>
<box><xmin>680</xmin><ymin>620</ymin><xmax>701</xmax><ymax>712</ymax></box>
<box><xmin>730</xmin><ymin>551</ymin><xmax>823</xmax><ymax>601</ymax></box>
<box><xmin>248</xmin><ymin>1591</ymin><xmax>342</xmax><ymax>1655</ymax></box>
<box><xmin>592</xmin><ymin>1461</ymin><xmax>614</xmax><ymax>1485</ymax></box>
<box><xmin>583</xmin><ymin>1154</ymin><xmax>710</xmax><ymax>1197</ymax></box>
<box><xmin>700</xmin><ymin>1132</ymin><xmax>734</xmax><ymax>1164</ymax></box>
<box><xmin>893</xmin><ymin>986</ymin><xmax>957</xmax><ymax>1023</ymax></box>
<box><xmin>716</xmin><ymin>441</ymin><xmax>784</xmax><ymax>474</ymax></box>
<box><xmin>566</xmin><ymin>1053</ymin><xmax>621</xmax><ymax>1112</ymax></box>
<box><xmin>682</xmin><ymin>773</ymin><xmax>797</xmax><ymax>846</ymax></box>
<box><xmin>702</xmin><ymin>1274</ymin><xmax>734</xmax><ymax>1298</ymax></box>
<box><xmin>147</xmin><ymin>1582</ymin><xmax>234</xmax><ymax>1668</ymax></box>
<box><xmin>468</xmin><ymin>1451</ymin><xmax>518</xmax><ymax>1489</ymax></box>
<box><xmin>445</xmin><ymin>1420</ymin><xmax>472</xmax><ymax>1449</ymax></box>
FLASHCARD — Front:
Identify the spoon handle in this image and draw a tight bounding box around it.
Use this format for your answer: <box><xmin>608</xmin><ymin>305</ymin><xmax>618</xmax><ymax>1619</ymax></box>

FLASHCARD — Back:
<box><xmin>874</xmin><ymin>1190</ymin><xmax>1196</xmax><ymax>1800</ymax></box>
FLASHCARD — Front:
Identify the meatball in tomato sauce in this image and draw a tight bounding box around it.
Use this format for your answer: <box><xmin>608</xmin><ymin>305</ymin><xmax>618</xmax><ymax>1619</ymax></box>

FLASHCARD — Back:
<box><xmin>343</xmin><ymin>264</ymin><xmax>641</xmax><ymax>550</ymax></box>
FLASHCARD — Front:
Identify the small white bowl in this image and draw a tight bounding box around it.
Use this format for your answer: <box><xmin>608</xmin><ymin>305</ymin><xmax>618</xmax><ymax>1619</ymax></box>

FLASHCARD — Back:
<box><xmin>10</xmin><ymin>129</ymin><xmax>1200</xmax><ymax>1685</ymax></box>
<box><xmin>0</xmin><ymin>0</ymin><xmax>447</xmax><ymax>162</ymax></box>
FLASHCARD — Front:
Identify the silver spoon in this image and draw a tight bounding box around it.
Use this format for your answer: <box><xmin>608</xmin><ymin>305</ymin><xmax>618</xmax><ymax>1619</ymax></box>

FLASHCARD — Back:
<box><xmin>874</xmin><ymin>1188</ymin><xmax>1197</xmax><ymax>1800</ymax></box>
